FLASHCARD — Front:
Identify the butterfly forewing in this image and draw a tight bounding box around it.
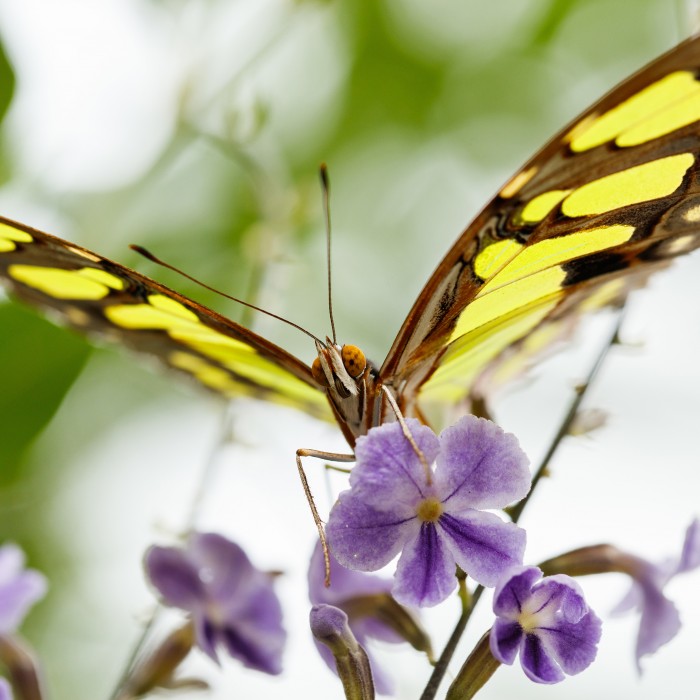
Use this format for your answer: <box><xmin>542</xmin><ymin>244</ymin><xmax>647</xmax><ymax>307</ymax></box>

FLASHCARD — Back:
<box><xmin>0</xmin><ymin>218</ymin><xmax>332</xmax><ymax>420</ymax></box>
<box><xmin>380</xmin><ymin>34</ymin><xmax>700</xmax><ymax>413</ymax></box>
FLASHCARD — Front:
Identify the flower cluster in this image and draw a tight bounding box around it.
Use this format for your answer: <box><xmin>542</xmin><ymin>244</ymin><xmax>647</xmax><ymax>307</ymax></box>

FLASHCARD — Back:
<box><xmin>8</xmin><ymin>412</ymin><xmax>698</xmax><ymax>699</ymax></box>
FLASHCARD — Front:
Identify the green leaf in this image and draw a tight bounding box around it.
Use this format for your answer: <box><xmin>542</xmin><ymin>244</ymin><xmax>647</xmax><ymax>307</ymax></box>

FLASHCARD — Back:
<box><xmin>0</xmin><ymin>304</ymin><xmax>90</xmax><ymax>484</ymax></box>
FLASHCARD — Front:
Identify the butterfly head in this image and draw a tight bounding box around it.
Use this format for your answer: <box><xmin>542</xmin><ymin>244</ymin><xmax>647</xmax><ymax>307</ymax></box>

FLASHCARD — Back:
<box><xmin>311</xmin><ymin>339</ymin><xmax>367</xmax><ymax>398</ymax></box>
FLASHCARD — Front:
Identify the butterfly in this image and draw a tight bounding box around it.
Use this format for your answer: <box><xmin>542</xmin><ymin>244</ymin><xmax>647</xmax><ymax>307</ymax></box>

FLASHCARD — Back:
<box><xmin>1</xmin><ymin>35</ymin><xmax>700</xmax><ymax>451</ymax></box>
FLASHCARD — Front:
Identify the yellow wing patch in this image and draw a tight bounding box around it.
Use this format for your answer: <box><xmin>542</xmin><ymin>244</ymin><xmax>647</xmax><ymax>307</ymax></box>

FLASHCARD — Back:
<box><xmin>8</xmin><ymin>265</ymin><xmax>125</xmax><ymax>300</ymax></box>
<box><xmin>561</xmin><ymin>153</ymin><xmax>694</xmax><ymax>217</ymax></box>
<box><xmin>424</xmin><ymin>223</ymin><xmax>638</xmax><ymax>401</ymax></box>
<box><xmin>511</xmin><ymin>153</ymin><xmax>694</xmax><ymax>226</ymax></box>
<box><xmin>473</xmin><ymin>225</ymin><xmax>635</xmax><ymax>292</ymax></box>
<box><xmin>105</xmin><ymin>295</ymin><xmax>199</xmax><ymax>328</ymax></box>
<box><xmin>0</xmin><ymin>224</ymin><xmax>33</xmax><ymax>252</ymax></box>
<box><xmin>516</xmin><ymin>190</ymin><xmax>571</xmax><ymax>225</ymax></box>
<box><xmin>569</xmin><ymin>70</ymin><xmax>700</xmax><ymax>152</ymax></box>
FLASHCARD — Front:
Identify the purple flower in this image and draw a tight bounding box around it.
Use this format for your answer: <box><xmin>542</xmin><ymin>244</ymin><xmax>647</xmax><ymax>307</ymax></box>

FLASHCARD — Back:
<box><xmin>0</xmin><ymin>544</ymin><xmax>47</xmax><ymax>634</ymax></box>
<box><xmin>490</xmin><ymin>566</ymin><xmax>602</xmax><ymax>684</ymax></box>
<box><xmin>326</xmin><ymin>416</ymin><xmax>530</xmax><ymax>607</ymax></box>
<box><xmin>309</xmin><ymin>542</ymin><xmax>405</xmax><ymax>694</ymax></box>
<box><xmin>612</xmin><ymin>518</ymin><xmax>700</xmax><ymax>670</ymax></box>
<box><xmin>0</xmin><ymin>678</ymin><xmax>12</xmax><ymax>700</ymax></box>
<box><xmin>144</xmin><ymin>532</ymin><xmax>286</xmax><ymax>675</ymax></box>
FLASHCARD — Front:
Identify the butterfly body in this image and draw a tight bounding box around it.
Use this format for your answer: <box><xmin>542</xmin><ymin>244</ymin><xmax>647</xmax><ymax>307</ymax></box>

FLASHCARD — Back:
<box><xmin>2</xmin><ymin>36</ymin><xmax>700</xmax><ymax>446</ymax></box>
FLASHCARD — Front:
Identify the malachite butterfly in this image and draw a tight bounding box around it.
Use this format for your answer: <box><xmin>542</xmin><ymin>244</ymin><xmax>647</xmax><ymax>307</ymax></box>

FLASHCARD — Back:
<box><xmin>1</xmin><ymin>36</ymin><xmax>700</xmax><ymax>447</ymax></box>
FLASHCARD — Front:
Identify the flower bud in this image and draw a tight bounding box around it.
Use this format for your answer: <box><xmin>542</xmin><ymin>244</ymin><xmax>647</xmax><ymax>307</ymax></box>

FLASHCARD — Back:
<box><xmin>310</xmin><ymin>605</ymin><xmax>374</xmax><ymax>700</ymax></box>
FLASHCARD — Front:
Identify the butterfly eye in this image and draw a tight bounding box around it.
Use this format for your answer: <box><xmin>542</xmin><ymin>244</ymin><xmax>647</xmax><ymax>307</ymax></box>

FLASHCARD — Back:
<box><xmin>311</xmin><ymin>356</ymin><xmax>329</xmax><ymax>387</ymax></box>
<box><xmin>342</xmin><ymin>344</ymin><xmax>366</xmax><ymax>378</ymax></box>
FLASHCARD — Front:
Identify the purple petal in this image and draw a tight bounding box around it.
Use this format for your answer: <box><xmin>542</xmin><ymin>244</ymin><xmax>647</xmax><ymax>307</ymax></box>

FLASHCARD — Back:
<box><xmin>308</xmin><ymin>541</ymin><xmax>392</xmax><ymax>606</ymax></box>
<box><xmin>0</xmin><ymin>544</ymin><xmax>24</xmax><ymax>584</ymax></box>
<box><xmin>0</xmin><ymin>678</ymin><xmax>12</xmax><ymax>700</ymax></box>
<box><xmin>0</xmin><ymin>544</ymin><xmax>47</xmax><ymax>634</ymax></box>
<box><xmin>349</xmin><ymin>420</ymin><xmax>440</xmax><ymax>511</ymax></box>
<box><xmin>530</xmin><ymin>575</ymin><xmax>588</xmax><ymax>624</ymax></box>
<box><xmin>490</xmin><ymin>618</ymin><xmax>523</xmax><ymax>664</ymax></box>
<box><xmin>0</xmin><ymin>570</ymin><xmax>47</xmax><ymax>634</ymax></box>
<box><xmin>327</xmin><ymin>490</ymin><xmax>420</xmax><ymax>571</ymax></box>
<box><xmin>220</xmin><ymin>608</ymin><xmax>285</xmax><ymax>675</ymax></box>
<box><xmin>435</xmin><ymin>416</ymin><xmax>531</xmax><ymax>510</ymax></box>
<box><xmin>492</xmin><ymin>566</ymin><xmax>542</xmax><ymax>619</ymax></box>
<box><xmin>188</xmin><ymin>533</ymin><xmax>254</xmax><ymax>606</ymax></box>
<box><xmin>438</xmin><ymin>511</ymin><xmax>526</xmax><ymax>587</ymax></box>
<box><xmin>218</xmin><ymin>570</ymin><xmax>285</xmax><ymax>674</ymax></box>
<box><xmin>195</xmin><ymin>573</ymin><xmax>285</xmax><ymax>673</ymax></box>
<box><xmin>677</xmin><ymin>518</ymin><xmax>700</xmax><ymax>574</ymax></box>
<box><xmin>195</xmin><ymin>614</ymin><xmax>220</xmax><ymax>663</ymax></box>
<box><xmin>635</xmin><ymin>580</ymin><xmax>681</xmax><ymax>668</ymax></box>
<box><xmin>521</xmin><ymin>633</ymin><xmax>565</xmax><ymax>684</ymax></box>
<box><xmin>144</xmin><ymin>546</ymin><xmax>205</xmax><ymax>610</ymax></box>
<box><xmin>610</xmin><ymin>581</ymin><xmax>642</xmax><ymax>616</ymax></box>
<box><xmin>392</xmin><ymin>523</ymin><xmax>457</xmax><ymax>607</ymax></box>
<box><xmin>536</xmin><ymin>610</ymin><xmax>602</xmax><ymax>675</ymax></box>
<box><xmin>352</xmin><ymin>616</ymin><xmax>403</xmax><ymax>644</ymax></box>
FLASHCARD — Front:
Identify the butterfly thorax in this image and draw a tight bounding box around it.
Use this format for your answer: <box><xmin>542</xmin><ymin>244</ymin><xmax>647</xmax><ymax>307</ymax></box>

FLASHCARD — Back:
<box><xmin>311</xmin><ymin>339</ymin><xmax>384</xmax><ymax>446</ymax></box>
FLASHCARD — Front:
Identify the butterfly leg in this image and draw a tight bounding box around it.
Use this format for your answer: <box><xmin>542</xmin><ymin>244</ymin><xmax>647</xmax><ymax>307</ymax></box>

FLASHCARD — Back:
<box><xmin>296</xmin><ymin>448</ymin><xmax>355</xmax><ymax>587</ymax></box>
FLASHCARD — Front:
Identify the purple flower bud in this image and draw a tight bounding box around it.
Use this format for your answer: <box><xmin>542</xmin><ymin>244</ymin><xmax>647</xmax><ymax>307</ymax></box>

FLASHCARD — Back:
<box><xmin>490</xmin><ymin>566</ymin><xmax>602</xmax><ymax>684</ymax></box>
<box><xmin>310</xmin><ymin>605</ymin><xmax>374</xmax><ymax>700</ymax></box>
<box><xmin>0</xmin><ymin>544</ymin><xmax>47</xmax><ymax>634</ymax></box>
<box><xmin>144</xmin><ymin>532</ymin><xmax>286</xmax><ymax>675</ymax></box>
<box><xmin>327</xmin><ymin>416</ymin><xmax>530</xmax><ymax>607</ymax></box>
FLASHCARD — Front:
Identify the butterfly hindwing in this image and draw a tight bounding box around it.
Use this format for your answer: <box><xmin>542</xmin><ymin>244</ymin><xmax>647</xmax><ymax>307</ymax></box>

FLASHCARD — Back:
<box><xmin>0</xmin><ymin>217</ymin><xmax>332</xmax><ymax>420</ymax></box>
<box><xmin>381</xmin><ymin>34</ymin><xmax>700</xmax><ymax>412</ymax></box>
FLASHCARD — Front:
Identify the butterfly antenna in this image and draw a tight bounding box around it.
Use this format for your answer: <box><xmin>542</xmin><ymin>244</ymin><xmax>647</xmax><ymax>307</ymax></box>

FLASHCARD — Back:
<box><xmin>320</xmin><ymin>163</ymin><xmax>338</xmax><ymax>345</ymax></box>
<box><xmin>130</xmin><ymin>244</ymin><xmax>323</xmax><ymax>344</ymax></box>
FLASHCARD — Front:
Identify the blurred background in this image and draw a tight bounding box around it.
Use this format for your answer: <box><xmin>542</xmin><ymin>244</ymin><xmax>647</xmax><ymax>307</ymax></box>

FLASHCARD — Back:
<box><xmin>0</xmin><ymin>0</ymin><xmax>698</xmax><ymax>697</ymax></box>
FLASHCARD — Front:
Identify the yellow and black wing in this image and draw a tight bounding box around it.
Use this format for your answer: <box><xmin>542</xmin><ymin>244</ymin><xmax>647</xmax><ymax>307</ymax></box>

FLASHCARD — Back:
<box><xmin>380</xmin><ymin>34</ymin><xmax>700</xmax><ymax>412</ymax></box>
<box><xmin>0</xmin><ymin>218</ymin><xmax>332</xmax><ymax>420</ymax></box>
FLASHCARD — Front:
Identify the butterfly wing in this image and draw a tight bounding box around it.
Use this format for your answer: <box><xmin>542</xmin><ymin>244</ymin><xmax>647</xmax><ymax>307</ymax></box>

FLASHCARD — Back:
<box><xmin>0</xmin><ymin>217</ymin><xmax>332</xmax><ymax>420</ymax></box>
<box><xmin>380</xmin><ymin>34</ymin><xmax>700</xmax><ymax>413</ymax></box>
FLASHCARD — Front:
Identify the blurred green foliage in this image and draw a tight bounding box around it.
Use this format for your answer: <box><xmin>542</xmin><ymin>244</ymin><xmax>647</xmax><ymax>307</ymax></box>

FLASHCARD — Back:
<box><xmin>0</xmin><ymin>305</ymin><xmax>89</xmax><ymax>486</ymax></box>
